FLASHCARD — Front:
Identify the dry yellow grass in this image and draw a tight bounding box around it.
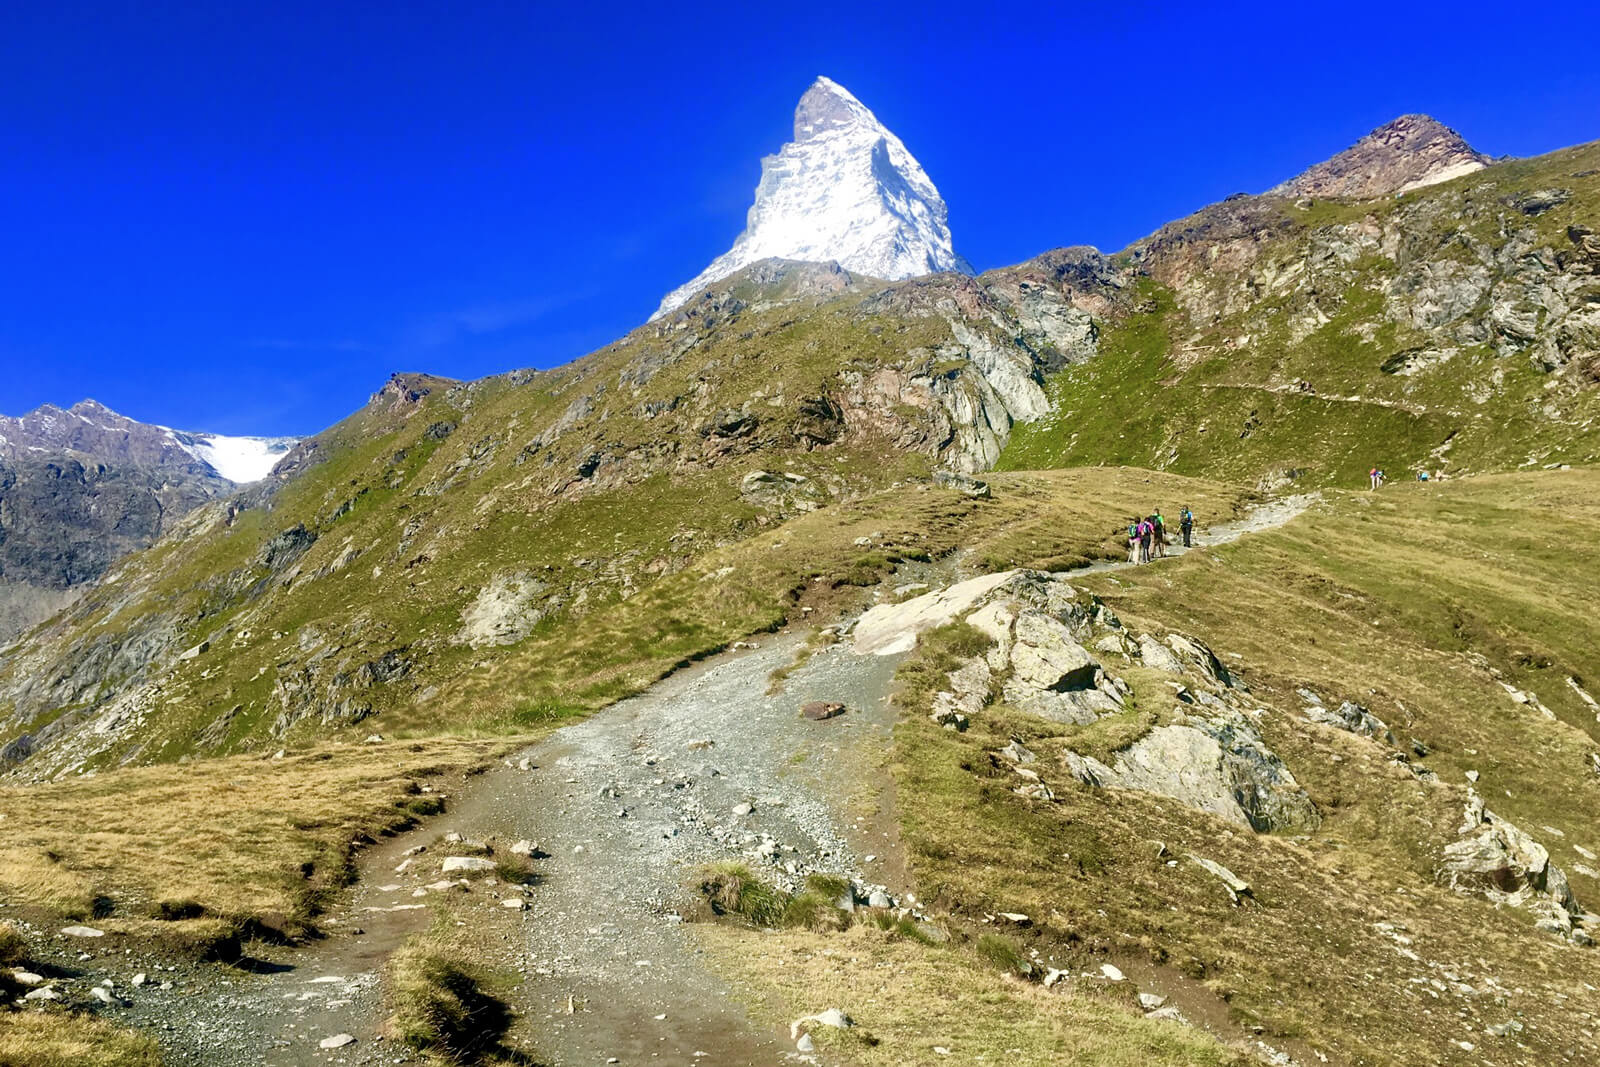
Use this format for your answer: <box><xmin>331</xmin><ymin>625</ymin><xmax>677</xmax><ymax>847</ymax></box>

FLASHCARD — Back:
<box><xmin>0</xmin><ymin>738</ymin><xmax>510</xmax><ymax>948</ymax></box>
<box><xmin>700</xmin><ymin>923</ymin><xmax>1244</xmax><ymax>1066</ymax></box>
<box><xmin>891</xmin><ymin>468</ymin><xmax>1600</xmax><ymax>1065</ymax></box>
<box><xmin>0</xmin><ymin>1011</ymin><xmax>162</xmax><ymax>1066</ymax></box>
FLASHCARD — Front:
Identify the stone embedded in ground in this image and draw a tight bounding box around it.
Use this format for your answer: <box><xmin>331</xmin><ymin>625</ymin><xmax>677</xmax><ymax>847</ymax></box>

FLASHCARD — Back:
<box><xmin>1189</xmin><ymin>854</ymin><xmax>1252</xmax><ymax>903</ymax></box>
<box><xmin>60</xmin><ymin>925</ymin><xmax>105</xmax><ymax>938</ymax></box>
<box><xmin>1304</xmin><ymin>699</ymin><xmax>1394</xmax><ymax>743</ymax></box>
<box><xmin>1443</xmin><ymin>794</ymin><xmax>1588</xmax><ymax>940</ymax></box>
<box><xmin>441</xmin><ymin>856</ymin><xmax>496</xmax><ymax>873</ymax></box>
<box><xmin>800</xmin><ymin>701</ymin><xmax>846</xmax><ymax>721</ymax></box>
<box><xmin>319</xmin><ymin>1033</ymin><xmax>356</xmax><ymax>1050</ymax></box>
<box><xmin>790</xmin><ymin>1007</ymin><xmax>854</xmax><ymax>1041</ymax></box>
<box><xmin>854</xmin><ymin>569</ymin><xmax>1020</xmax><ymax>655</ymax></box>
<box><xmin>1137</xmin><ymin>635</ymin><xmax>1186</xmax><ymax>674</ymax></box>
<box><xmin>1063</xmin><ymin>712</ymin><xmax>1319</xmax><ymax>833</ymax></box>
<box><xmin>1100</xmin><ymin>963</ymin><xmax>1126</xmax><ymax>981</ymax></box>
<box><xmin>1139</xmin><ymin>992</ymin><xmax>1168</xmax><ymax>1009</ymax></box>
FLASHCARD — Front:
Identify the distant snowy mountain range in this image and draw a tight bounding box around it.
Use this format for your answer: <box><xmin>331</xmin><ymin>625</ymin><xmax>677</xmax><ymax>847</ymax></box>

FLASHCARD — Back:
<box><xmin>654</xmin><ymin>76</ymin><xmax>971</xmax><ymax>318</ymax></box>
<box><xmin>0</xmin><ymin>399</ymin><xmax>296</xmax><ymax>484</ymax></box>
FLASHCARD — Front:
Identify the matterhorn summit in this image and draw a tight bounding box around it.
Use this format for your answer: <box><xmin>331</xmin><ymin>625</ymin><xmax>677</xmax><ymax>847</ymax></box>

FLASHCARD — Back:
<box><xmin>654</xmin><ymin>77</ymin><xmax>971</xmax><ymax>318</ymax></box>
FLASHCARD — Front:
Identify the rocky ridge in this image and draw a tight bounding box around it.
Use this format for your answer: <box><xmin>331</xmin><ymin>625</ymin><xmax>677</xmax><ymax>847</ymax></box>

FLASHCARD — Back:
<box><xmin>1270</xmin><ymin>113</ymin><xmax>1491</xmax><ymax>199</ymax></box>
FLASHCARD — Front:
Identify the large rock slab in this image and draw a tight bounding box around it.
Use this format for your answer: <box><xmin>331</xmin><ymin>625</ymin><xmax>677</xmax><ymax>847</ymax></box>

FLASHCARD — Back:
<box><xmin>1008</xmin><ymin>613</ymin><xmax>1097</xmax><ymax>692</ymax></box>
<box><xmin>1063</xmin><ymin>713</ymin><xmax>1318</xmax><ymax>833</ymax></box>
<box><xmin>853</xmin><ymin>570</ymin><xmax>1019</xmax><ymax>655</ymax></box>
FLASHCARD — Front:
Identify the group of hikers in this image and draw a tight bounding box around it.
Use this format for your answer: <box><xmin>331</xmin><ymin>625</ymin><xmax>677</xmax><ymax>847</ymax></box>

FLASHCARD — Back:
<box><xmin>1127</xmin><ymin>506</ymin><xmax>1194</xmax><ymax>564</ymax></box>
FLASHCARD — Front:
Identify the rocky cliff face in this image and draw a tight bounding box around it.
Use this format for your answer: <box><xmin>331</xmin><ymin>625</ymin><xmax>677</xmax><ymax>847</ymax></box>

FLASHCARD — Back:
<box><xmin>654</xmin><ymin>77</ymin><xmax>971</xmax><ymax>318</ymax></box>
<box><xmin>1270</xmin><ymin>113</ymin><xmax>1491</xmax><ymax>199</ymax></box>
<box><xmin>0</xmin><ymin>401</ymin><xmax>298</xmax><ymax>642</ymax></box>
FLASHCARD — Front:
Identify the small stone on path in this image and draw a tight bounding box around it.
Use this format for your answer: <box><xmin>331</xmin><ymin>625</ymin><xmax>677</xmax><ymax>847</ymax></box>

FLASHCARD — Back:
<box><xmin>61</xmin><ymin>925</ymin><xmax>105</xmax><ymax>938</ymax></box>
<box><xmin>319</xmin><ymin>1033</ymin><xmax>356</xmax><ymax>1050</ymax></box>
<box><xmin>1101</xmin><ymin>963</ymin><xmax>1126</xmax><ymax>981</ymax></box>
<box><xmin>800</xmin><ymin>700</ymin><xmax>846</xmax><ymax>721</ymax></box>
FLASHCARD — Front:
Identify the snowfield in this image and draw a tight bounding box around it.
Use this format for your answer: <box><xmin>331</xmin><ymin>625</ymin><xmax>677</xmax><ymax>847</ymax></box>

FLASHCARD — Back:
<box><xmin>173</xmin><ymin>432</ymin><xmax>297</xmax><ymax>483</ymax></box>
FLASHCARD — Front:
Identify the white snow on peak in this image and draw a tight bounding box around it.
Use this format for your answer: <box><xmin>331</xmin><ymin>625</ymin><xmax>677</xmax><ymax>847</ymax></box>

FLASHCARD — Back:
<box><xmin>173</xmin><ymin>432</ymin><xmax>297</xmax><ymax>484</ymax></box>
<box><xmin>2</xmin><ymin>397</ymin><xmax>298</xmax><ymax>484</ymax></box>
<box><xmin>653</xmin><ymin>76</ymin><xmax>971</xmax><ymax>318</ymax></box>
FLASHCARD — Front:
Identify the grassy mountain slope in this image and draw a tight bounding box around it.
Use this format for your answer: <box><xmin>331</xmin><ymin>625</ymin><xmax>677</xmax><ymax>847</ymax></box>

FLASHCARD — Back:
<box><xmin>0</xmin><ymin>258</ymin><xmax>1130</xmax><ymax>778</ymax></box>
<box><xmin>1001</xmin><ymin>139</ymin><xmax>1600</xmax><ymax>485</ymax></box>
<box><xmin>891</xmin><ymin>469</ymin><xmax>1600</xmax><ymax>1065</ymax></box>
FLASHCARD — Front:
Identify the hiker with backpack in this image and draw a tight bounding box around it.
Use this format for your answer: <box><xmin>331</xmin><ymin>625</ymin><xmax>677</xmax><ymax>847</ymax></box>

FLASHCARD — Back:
<box><xmin>1139</xmin><ymin>516</ymin><xmax>1155</xmax><ymax>563</ymax></box>
<box><xmin>1127</xmin><ymin>517</ymin><xmax>1141</xmax><ymax>563</ymax></box>
<box><xmin>1153</xmin><ymin>510</ymin><xmax>1168</xmax><ymax>558</ymax></box>
<box><xmin>1180</xmin><ymin>506</ymin><xmax>1194</xmax><ymax>548</ymax></box>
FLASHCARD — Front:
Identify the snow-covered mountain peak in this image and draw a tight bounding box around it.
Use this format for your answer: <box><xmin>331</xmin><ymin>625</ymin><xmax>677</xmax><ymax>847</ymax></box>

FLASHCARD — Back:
<box><xmin>793</xmin><ymin>76</ymin><xmax>873</xmax><ymax>141</ymax></box>
<box><xmin>0</xmin><ymin>399</ymin><xmax>298</xmax><ymax>484</ymax></box>
<box><xmin>654</xmin><ymin>76</ymin><xmax>971</xmax><ymax>318</ymax></box>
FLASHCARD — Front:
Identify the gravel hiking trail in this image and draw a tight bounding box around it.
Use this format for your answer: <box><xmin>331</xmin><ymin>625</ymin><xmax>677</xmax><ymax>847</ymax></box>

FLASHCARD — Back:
<box><xmin>114</xmin><ymin>492</ymin><xmax>1318</xmax><ymax>1066</ymax></box>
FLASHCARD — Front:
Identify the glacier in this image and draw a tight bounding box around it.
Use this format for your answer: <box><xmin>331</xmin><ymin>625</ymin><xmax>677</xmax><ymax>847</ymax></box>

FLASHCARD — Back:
<box><xmin>171</xmin><ymin>431</ymin><xmax>297</xmax><ymax>483</ymax></box>
<box><xmin>654</xmin><ymin>76</ymin><xmax>971</xmax><ymax>318</ymax></box>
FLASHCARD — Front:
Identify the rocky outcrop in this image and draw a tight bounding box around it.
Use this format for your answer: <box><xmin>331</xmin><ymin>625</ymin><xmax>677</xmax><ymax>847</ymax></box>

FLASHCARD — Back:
<box><xmin>1443</xmin><ymin>790</ymin><xmax>1596</xmax><ymax>944</ymax></box>
<box><xmin>1062</xmin><ymin>712</ymin><xmax>1319</xmax><ymax>833</ymax></box>
<box><xmin>454</xmin><ymin>573</ymin><xmax>563</xmax><ymax>649</ymax></box>
<box><xmin>881</xmin><ymin>567</ymin><xmax>1317</xmax><ymax>833</ymax></box>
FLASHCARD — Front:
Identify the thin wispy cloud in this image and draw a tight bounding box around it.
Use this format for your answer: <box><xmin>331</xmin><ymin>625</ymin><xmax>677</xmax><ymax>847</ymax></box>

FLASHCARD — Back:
<box><xmin>404</xmin><ymin>289</ymin><xmax>599</xmax><ymax>351</ymax></box>
<box><xmin>243</xmin><ymin>338</ymin><xmax>375</xmax><ymax>353</ymax></box>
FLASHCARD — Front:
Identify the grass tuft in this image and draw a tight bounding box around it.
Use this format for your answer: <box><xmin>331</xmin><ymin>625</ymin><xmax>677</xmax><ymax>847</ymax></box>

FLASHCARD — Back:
<box><xmin>388</xmin><ymin>938</ymin><xmax>515</xmax><ymax>1062</ymax></box>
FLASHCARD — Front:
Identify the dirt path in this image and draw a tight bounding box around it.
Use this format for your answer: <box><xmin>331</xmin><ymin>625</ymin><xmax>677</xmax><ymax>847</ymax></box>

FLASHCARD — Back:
<box><xmin>135</xmin><ymin>635</ymin><xmax>906</xmax><ymax>1066</ymax></box>
<box><xmin>1070</xmin><ymin>492</ymin><xmax>1319</xmax><ymax>577</ymax></box>
<box><xmin>128</xmin><ymin>492</ymin><xmax>1319</xmax><ymax>1065</ymax></box>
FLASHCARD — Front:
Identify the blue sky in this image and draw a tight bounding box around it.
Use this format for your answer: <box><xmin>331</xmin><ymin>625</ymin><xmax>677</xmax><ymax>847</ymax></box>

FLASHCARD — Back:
<box><xmin>4</xmin><ymin>1</ymin><xmax>1598</xmax><ymax>436</ymax></box>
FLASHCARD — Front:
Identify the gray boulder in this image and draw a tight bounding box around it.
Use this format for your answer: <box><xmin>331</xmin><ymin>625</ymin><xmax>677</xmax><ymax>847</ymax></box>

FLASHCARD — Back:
<box><xmin>1063</xmin><ymin>712</ymin><xmax>1319</xmax><ymax>833</ymax></box>
<box><xmin>1137</xmin><ymin>635</ymin><xmax>1186</xmax><ymax>675</ymax></box>
<box><xmin>1443</xmin><ymin>793</ymin><xmax>1590</xmax><ymax>941</ymax></box>
<box><xmin>1304</xmin><ymin>700</ymin><xmax>1395</xmax><ymax>743</ymax></box>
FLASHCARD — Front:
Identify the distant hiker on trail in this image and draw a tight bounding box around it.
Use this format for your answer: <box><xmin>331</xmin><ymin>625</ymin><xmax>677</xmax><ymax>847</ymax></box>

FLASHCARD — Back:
<box><xmin>1127</xmin><ymin>517</ymin><xmax>1141</xmax><ymax>563</ymax></box>
<box><xmin>1139</xmin><ymin>516</ymin><xmax>1155</xmax><ymax>564</ymax></box>
<box><xmin>1369</xmin><ymin>466</ymin><xmax>1383</xmax><ymax>490</ymax></box>
<box><xmin>1153</xmin><ymin>510</ymin><xmax>1168</xmax><ymax>558</ymax></box>
<box><xmin>1180</xmin><ymin>506</ymin><xmax>1194</xmax><ymax>547</ymax></box>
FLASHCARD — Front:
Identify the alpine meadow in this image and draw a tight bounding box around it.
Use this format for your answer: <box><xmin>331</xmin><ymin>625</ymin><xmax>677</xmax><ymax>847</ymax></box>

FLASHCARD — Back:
<box><xmin>2</xmin><ymin>51</ymin><xmax>1600</xmax><ymax>1067</ymax></box>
